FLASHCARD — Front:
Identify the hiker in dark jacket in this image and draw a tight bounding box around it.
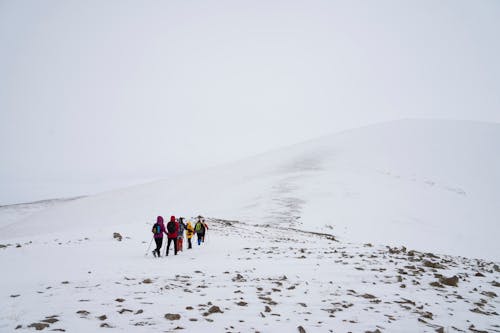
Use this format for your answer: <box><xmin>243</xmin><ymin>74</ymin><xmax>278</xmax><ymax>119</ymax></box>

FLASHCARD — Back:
<box><xmin>151</xmin><ymin>216</ymin><xmax>167</xmax><ymax>257</ymax></box>
<box><xmin>165</xmin><ymin>215</ymin><xmax>179</xmax><ymax>256</ymax></box>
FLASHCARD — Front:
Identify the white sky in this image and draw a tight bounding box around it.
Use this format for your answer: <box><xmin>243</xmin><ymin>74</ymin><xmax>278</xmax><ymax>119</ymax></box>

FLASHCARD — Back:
<box><xmin>1</xmin><ymin>0</ymin><xmax>499</xmax><ymax>204</ymax></box>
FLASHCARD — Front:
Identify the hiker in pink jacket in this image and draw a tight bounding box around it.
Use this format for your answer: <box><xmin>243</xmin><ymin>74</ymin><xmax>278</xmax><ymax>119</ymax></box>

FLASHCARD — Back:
<box><xmin>151</xmin><ymin>216</ymin><xmax>167</xmax><ymax>257</ymax></box>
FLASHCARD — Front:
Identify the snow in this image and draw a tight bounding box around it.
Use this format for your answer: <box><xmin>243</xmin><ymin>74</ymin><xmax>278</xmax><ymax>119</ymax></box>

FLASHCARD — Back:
<box><xmin>0</xmin><ymin>119</ymin><xmax>499</xmax><ymax>332</ymax></box>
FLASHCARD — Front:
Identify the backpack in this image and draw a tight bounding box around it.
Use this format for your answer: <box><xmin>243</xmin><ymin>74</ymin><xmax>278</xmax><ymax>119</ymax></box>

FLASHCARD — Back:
<box><xmin>195</xmin><ymin>222</ymin><xmax>205</xmax><ymax>233</ymax></box>
<box><xmin>167</xmin><ymin>221</ymin><xmax>176</xmax><ymax>234</ymax></box>
<box><xmin>152</xmin><ymin>223</ymin><xmax>161</xmax><ymax>234</ymax></box>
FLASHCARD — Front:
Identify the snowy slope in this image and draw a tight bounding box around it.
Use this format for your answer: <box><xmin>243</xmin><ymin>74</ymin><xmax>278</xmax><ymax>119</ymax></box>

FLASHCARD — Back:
<box><xmin>1</xmin><ymin>119</ymin><xmax>499</xmax><ymax>332</ymax></box>
<box><xmin>1</xmin><ymin>119</ymin><xmax>498</xmax><ymax>260</ymax></box>
<box><xmin>0</xmin><ymin>218</ymin><xmax>498</xmax><ymax>332</ymax></box>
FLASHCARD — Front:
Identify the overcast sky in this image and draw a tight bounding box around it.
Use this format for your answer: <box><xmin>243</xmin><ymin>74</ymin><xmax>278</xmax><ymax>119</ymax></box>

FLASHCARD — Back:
<box><xmin>1</xmin><ymin>0</ymin><xmax>499</xmax><ymax>204</ymax></box>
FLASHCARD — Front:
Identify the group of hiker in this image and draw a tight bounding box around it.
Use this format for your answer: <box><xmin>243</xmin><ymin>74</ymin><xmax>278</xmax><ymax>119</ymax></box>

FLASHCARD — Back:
<box><xmin>151</xmin><ymin>215</ymin><xmax>208</xmax><ymax>257</ymax></box>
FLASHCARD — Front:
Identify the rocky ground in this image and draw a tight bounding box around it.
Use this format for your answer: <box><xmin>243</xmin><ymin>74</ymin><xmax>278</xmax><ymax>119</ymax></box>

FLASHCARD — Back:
<box><xmin>1</xmin><ymin>218</ymin><xmax>499</xmax><ymax>332</ymax></box>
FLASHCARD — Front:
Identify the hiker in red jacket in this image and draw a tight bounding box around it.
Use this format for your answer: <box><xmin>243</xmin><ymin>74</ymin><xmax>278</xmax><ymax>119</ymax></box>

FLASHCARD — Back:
<box><xmin>165</xmin><ymin>215</ymin><xmax>179</xmax><ymax>256</ymax></box>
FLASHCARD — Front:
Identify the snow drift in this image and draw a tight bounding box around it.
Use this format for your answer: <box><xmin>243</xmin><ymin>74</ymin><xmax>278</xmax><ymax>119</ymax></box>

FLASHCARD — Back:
<box><xmin>1</xmin><ymin>119</ymin><xmax>499</xmax><ymax>260</ymax></box>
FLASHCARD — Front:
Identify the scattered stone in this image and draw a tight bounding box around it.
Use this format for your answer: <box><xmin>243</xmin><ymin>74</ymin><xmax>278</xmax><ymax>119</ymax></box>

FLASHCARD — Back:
<box><xmin>186</xmin><ymin>306</ymin><xmax>194</xmax><ymax>310</ymax></box>
<box><xmin>100</xmin><ymin>323</ymin><xmax>112</xmax><ymax>328</ymax></box>
<box><xmin>61</xmin><ymin>281</ymin><xmax>69</xmax><ymax>284</ymax></box>
<box><xmin>365</xmin><ymin>330</ymin><xmax>382</xmax><ymax>333</ymax></box>
<box><xmin>113</xmin><ymin>232</ymin><xmax>122</xmax><ymax>241</ymax></box>
<box><xmin>135</xmin><ymin>309</ymin><xmax>143</xmax><ymax>315</ymax></box>
<box><xmin>439</xmin><ymin>276</ymin><xmax>459</xmax><ymax>287</ymax></box>
<box><xmin>204</xmin><ymin>305</ymin><xmax>223</xmax><ymax>316</ymax></box>
<box><xmin>142</xmin><ymin>279</ymin><xmax>153</xmax><ymax>284</ymax></box>
<box><xmin>232</xmin><ymin>274</ymin><xmax>246</xmax><ymax>282</ymax></box>
<box><xmin>236</xmin><ymin>301</ymin><xmax>248</xmax><ymax>306</ymax></box>
<box><xmin>118</xmin><ymin>308</ymin><xmax>133</xmax><ymax>314</ymax></box>
<box><xmin>298</xmin><ymin>326</ymin><xmax>306</xmax><ymax>333</ymax></box>
<box><xmin>475</xmin><ymin>272</ymin><xmax>485</xmax><ymax>277</ymax></box>
<box><xmin>41</xmin><ymin>318</ymin><xmax>58</xmax><ymax>324</ymax></box>
<box><xmin>264</xmin><ymin>306</ymin><xmax>272</xmax><ymax>313</ymax></box>
<box><xmin>97</xmin><ymin>315</ymin><xmax>107</xmax><ymax>321</ymax></box>
<box><xmin>423</xmin><ymin>260</ymin><xmax>445</xmax><ymax>269</ymax></box>
<box><xmin>15</xmin><ymin>325</ymin><xmax>22</xmax><ymax>329</ymax></box>
<box><xmin>76</xmin><ymin>310</ymin><xmax>90</xmax><ymax>316</ymax></box>
<box><xmin>27</xmin><ymin>323</ymin><xmax>49</xmax><ymax>330</ymax></box>
<box><xmin>115</xmin><ymin>298</ymin><xmax>125</xmax><ymax>302</ymax></box>
<box><xmin>16</xmin><ymin>244</ymin><xmax>21</xmax><ymax>248</ymax></box>
<box><xmin>165</xmin><ymin>313</ymin><xmax>181</xmax><ymax>320</ymax></box>
<box><xmin>481</xmin><ymin>291</ymin><xmax>497</xmax><ymax>298</ymax></box>
<box><xmin>429</xmin><ymin>281</ymin><xmax>444</xmax><ymax>288</ymax></box>
<box><xmin>298</xmin><ymin>303</ymin><xmax>307</xmax><ymax>307</ymax></box>
<box><xmin>361</xmin><ymin>293</ymin><xmax>376</xmax><ymax>299</ymax></box>
<box><xmin>10</xmin><ymin>294</ymin><xmax>20</xmax><ymax>298</ymax></box>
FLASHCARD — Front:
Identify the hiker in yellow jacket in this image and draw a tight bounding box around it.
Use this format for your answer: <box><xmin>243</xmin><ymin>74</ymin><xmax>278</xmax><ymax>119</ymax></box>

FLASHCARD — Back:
<box><xmin>186</xmin><ymin>221</ymin><xmax>194</xmax><ymax>249</ymax></box>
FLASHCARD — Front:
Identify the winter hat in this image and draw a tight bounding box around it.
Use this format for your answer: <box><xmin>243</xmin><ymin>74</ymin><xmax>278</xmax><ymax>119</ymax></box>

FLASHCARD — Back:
<box><xmin>170</xmin><ymin>215</ymin><xmax>176</xmax><ymax>222</ymax></box>
<box><xmin>157</xmin><ymin>216</ymin><xmax>164</xmax><ymax>223</ymax></box>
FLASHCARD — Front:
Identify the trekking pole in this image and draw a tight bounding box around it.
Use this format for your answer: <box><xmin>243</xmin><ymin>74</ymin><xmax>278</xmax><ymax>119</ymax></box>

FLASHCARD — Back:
<box><xmin>145</xmin><ymin>238</ymin><xmax>154</xmax><ymax>256</ymax></box>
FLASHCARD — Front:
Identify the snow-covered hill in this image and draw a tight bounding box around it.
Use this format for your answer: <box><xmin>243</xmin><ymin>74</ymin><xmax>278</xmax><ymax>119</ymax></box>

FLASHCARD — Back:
<box><xmin>1</xmin><ymin>119</ymin><xmax>499</xmax><ymax>260</ymax></box>
<box><xmin>1</xmin><ymin>119</ymin><xmax>499</xmax><ymax>332</ymax></box>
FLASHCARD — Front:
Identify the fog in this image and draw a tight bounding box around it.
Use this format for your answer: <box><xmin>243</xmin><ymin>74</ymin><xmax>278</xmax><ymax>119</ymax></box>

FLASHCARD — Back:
<box><xmin>1</xmin><ymin>0</ymin><xmax>499</xmax><ymax>205</ymax></box>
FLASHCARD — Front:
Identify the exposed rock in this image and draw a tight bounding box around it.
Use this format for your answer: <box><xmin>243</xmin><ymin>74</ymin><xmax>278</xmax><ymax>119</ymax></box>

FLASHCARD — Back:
<box><xmin>236</xmin><ymin>301</ymin><xmax>248</xmax><ymax>306</ymax></box>
<box><xmin>100</xmin><ymin>323</ymin><xmax>113</xmax><ymax>328</ymax></box>
<box><xmin>118</xmin><ymin>308</ymin><xmax>133</xmax><ymax>314</ymax></box>
<box><xmin>135</xmin><ymin>309</ymin><xmax>143</xmax><ymax>314</ymax></box>
<box><xmin>264</xmin><ymin>306</ymin><xmax>272</xmax><ymax>313</ymax></box>
<box><xmin>115</xmin><ymin>298</ymin><xmax>125</xmax><ymax>302</ymax></box>
<box><xmin>429</xmin><ymin>281</ymin><xmax>444</xmax><ymax>288</ymax></box>
<box><xmin>439</xmin><ymin>275</ymin><xmax>459</xmax><ymax>287</ymax></box>
<box><xmin>298</xmin><ymin>326</ymin><xmax>306</xmax><ymax>333</ymax></box>
<box><xmin>97</xmin><ymin>315</ymin><xmax>107</xmax><ymax>321</ymax></box>
<box><xmin>232</xmin><ymin>274</ymin><xmax>246</xmax><ymax>282</ymax></box>
<box><xmin>41</xmin><ymin>318</ymin><xmax>58</xmax><ymax>324</ymax></box>
<box><xmin>204</xmin><ymin>305</ymin><xmax>223</xmax><ymax>316</ymax></box>
<box><xmin>165</xmin><ymin>313</ymin><xmax>181</xmax><ymax>320</ymax></box>
<box><xmin>76</xmin><ymin>310</ymin><xmax>90</xmax><ymax>316</ymax></box>
<box><xmin>481</xmin><ymin>291</ymin><xmax>497</xmax><ymax>298</ymax></box>
<box><xmin>142</xmin><ymin>279</ymin><xmax>153</xmax><ymax>284</ymax></box>
<box><xmin>113</xmin><ymin>233</ymin><xmax>123</xmax><ymax>241</ymax></box>
<box><xmin>423</xmin><ymin>260</ymin><xmax>445</xmax><ymax>269</ymax></box>
<box><xmin>475</xmin><ymin>272</ymin><xmax>485</xmax><ymax>277</ymax></box>
<box><xmin>27</xmin><ymin>323</ymin><xmax>49</xmax><ymax>330</ymax></box>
